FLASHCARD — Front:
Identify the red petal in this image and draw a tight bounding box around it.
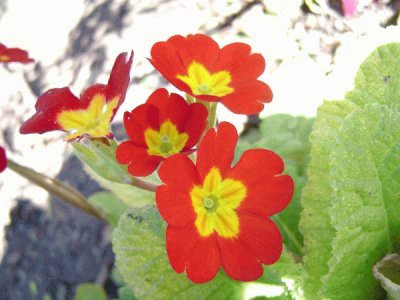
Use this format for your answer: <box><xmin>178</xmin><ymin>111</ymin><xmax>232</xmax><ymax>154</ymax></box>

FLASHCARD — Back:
<box><xmin>123</xmin><ymin>104</ymin><xmax>159</xmax><ymax>146</ymax></box>
<box><xmin>149</xmin><ymin>34</ymin><xmax>220</xmax><ymax>97</ymax></box>
<box><xmin>214</xmin><ymin>43</ymin><xmax>265</xmax><ymax>81</ymax></box>
<box><xmin>0</xmin><ymin>44</ymin><xmax>34</xmax><ymax>63</ymax></box>
<box><xmin>80</xmin><ymin>84</ymin><xmax>107</xmax><ymax>108</ymax></box>
<box><xmin>196</xmin><ymin>122</ymin><xmax>237</xmax><ymax>180</ymax></box>
<box><xmin>146</xmin><ymin>89</ymin><xmax>189</xmax><ymax>130</ymax></box>
<box><xmin>222</xmin><ymin>80</ymin><xmax>272</xmax><ymax>115</ymax></box>
<box><xmin>227</xmin><ymin>149</ymin><xmax>294</xmax><ymax>217</ymax></box>
<box><xmin>182</xmin><ymin>103</ymin><xmax>208</xmax><ymax>149</ymax></box>
<box><xmin>239</xmin><ymin>214</ymin><xmax>283</xmax><ymax>265</ymax></box>
<box><xmin>106</xmin><ymin>51</ymin><xmax>133</xmax><ymax>115</ymax></box>
<box><xmin>218</xmin><ymin>236</ymin><xmax>263</xmax><ymax>281</ymax></box>
<box><xmin>0</xmin><ymin>146</ymin><xmax>7</xmax><ymax>172</ymax></box>
<box><xmin>115</xmin><ymin>141</ymin><xmax>161</xmax><ymax>176</ymax></box>
<box><xmin>20</xmin><ymin>87</ymin><xmax>81</xmax><ymax>134</ymax></box>
<box><xmin>157</xmin><ymin>154</ymin><xmax>199</xmax><ymax>226</ymax></box>
<box><xmin>166</xmin><ymin>224</ymin><xmax>220</xmax><ymax>284</ymax></box>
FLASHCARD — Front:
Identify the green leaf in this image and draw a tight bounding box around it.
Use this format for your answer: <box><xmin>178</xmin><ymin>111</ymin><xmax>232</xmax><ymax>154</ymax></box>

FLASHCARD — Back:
<box><xmin>118</xmin><ymin>285</ymin><xmax>137</xmax><ymax>300</ymax></box>
<box><xmin>321</xmin><ymin>105</ymin><xmax>400</xmax><ymax>299</ymax></box>
<box><xmin>373</xmin><ymin>254</ymin><xmax>400</xmax><ymax>300</ymax></box>
<box><xmin>88</xmin><ymin>192</ymin><xmax>129</xmax><ymax>227</ymax></box>
<box><xmin>75</xmin><ymin>283</ymin><xmax>107</xmax><ymax>300</ymax></box>
<box><xmin>298</xmin><ymin>100</ymin><xmax>359</xmax><ymax>299</ymax></box>
<box><xmin>346</xmin><ymin>43</ymin><xmax>400</xmax><ymax>110</ymax></box>
<box><xmin>73</xmin><ymin>140</ymin><xmax>131</xmax><ymax>183</ymax></box>
<box><xmin>113</xmin><ymin>206</ymin><xmax>300</xmax><ymax>300</ymax></box>
<box><xmin>87</xmin><ymin>170</ymin><xmax>155</xmax><ymax>207</ymax></box>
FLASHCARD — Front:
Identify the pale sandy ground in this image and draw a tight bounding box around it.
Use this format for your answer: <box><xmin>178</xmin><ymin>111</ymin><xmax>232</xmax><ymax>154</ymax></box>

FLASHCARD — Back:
<box><xmin>0</xmin><ymin>0</ymin><xmax>400</xmax><ymax>264</ymax></box>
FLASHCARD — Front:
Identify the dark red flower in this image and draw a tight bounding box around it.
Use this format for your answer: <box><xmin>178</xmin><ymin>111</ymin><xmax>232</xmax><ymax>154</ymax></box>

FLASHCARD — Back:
<box><xmin>0</xmin><ymin>43</ymin><xmax>34</xmax><ymax>63</ymax></box>
<box><xmin>0</xmin><ymin>146</ymin><xmax>7</xmax><ymax>172</ymax></box>
<box><xmin>149</xmin><ymin>34</ymin><xmax>272</xmax><ymax>115</ymax></box>
<box><xmin>20</xmin><ymin>52</ymin><xmax>133</xmax><ymax>141</ymax></box>
<box><xmin>116</xmin><ymin>88</ymin><xmax>208</xmax><ymax>177</ymax></box>
<box><xmin>156</xmin><ymin>122</ymin><xmax>294</xmax><ymax>283</ymax></box>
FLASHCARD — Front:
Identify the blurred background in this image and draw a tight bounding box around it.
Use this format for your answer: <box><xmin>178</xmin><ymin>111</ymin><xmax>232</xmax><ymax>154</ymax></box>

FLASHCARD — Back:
<box><xmin>1</xmin><ymin>0</ymin><xmax>400</xmax><ymax>299</ymax></box>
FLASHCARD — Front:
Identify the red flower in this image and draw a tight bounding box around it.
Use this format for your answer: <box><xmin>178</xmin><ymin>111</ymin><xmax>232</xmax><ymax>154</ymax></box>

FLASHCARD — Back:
<box><xmin>149</xmin><ymin>34</ymin><xmax>272</xmax><ymax>115</ymax></box>
<box><xmin>0</xmin><ymin>146</ymin><xmax>7</xmax><ymax>172</ymax></box>
<box><xmin>0</xmin><ymin>43</ymin><xmax>34</xmax><ymax>63</ymax></box>
<box><xmin>116</xmin><ymin>88</ymin><xmax>208</xmax><ymax>177</ymax></box>
<box><xmin>156</xmin><ymin>122</ymin><xmax>293</xmax><ymax>283</ymax></box>
<box><xmin>20</xmin><ymin>52</ymin><xmax>133</xmax><ymax>141</ymax></box>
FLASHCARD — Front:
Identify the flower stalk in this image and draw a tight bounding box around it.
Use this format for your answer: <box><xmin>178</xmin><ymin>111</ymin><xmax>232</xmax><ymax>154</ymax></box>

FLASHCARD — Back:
<box><xmin>6</xmin><ymin>159</ymin><xmax>107</xmax><ymax>222</ymax></box>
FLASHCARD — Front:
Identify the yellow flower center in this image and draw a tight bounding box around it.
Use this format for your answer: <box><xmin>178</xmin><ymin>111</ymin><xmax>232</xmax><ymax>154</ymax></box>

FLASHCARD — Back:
<box><xmin>190</xmin><ymin>167</ymin><xmax>247</xmax><ymax>238</ymax></box>
<box><xmin>144</xmin><ymin>120</ymin><xmax>189</xmax><ymax>157</ymax></box>
<box><xmin>177</xmin><ymin>61</ymin><xmax>234</xmax><ymax>97</ymax></box>
<box><xmin>57</xmin><ymin>95</ymin><xmax>119</xmax><ymax>141</ymax></box>
<box><xmin>0</xmin><ymin>55</ymin><xmax>10</xmax><ymax>62</ymax></box>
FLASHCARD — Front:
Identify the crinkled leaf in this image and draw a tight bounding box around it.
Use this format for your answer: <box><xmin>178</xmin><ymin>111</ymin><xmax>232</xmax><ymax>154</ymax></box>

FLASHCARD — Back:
<box><xmin>298</xmin><ymin>100</ymin><xmax>359</xmax><ymax>299</ymax></box>
<box><xmin>74</xmin><ymin>283</ymin><xmax>107</xmax><ymax>300</ymax></box>
<box><xmin>321</xmin><ymin>105</ymin><xmax>400</xmax><ymax>299</ymax></box>
<box><xmin>373</xmin><ymin>254</ymin><xmax>400</xmax><ymax>300</ymax></box>
<box><xmin>346</xmin><ymin>43</ymin><xmax>400</xmax><ymax>110</ymax></box>
<box><xmin>88</xmin><ymin>192</ymin><xmax>129</xmax><ymax>227</ymax></box>
<box><xmin>113</xmin><ymin>206</ymin><xmax>300</xmax><ymax>300</ymax></box>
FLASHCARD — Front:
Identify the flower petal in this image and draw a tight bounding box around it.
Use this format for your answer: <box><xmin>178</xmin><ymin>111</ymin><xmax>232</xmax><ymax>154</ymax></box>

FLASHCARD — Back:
<box><xmin>166</xmin><ymin>224</ymin><xmax>220</xmax><ymax>283</ymax></box>
<box><xmin>115</xmin><ymin>141</ymin><xmax>161</xmax><ymax>176</ymax></box>
<box><xmin>227</xmin><ymin>149</ymin><xmax>294</xmax><ymax>217</ymax></box>
<box><xmin>0</xmin><ymin>146</ymin><xmax>7</xmax><ymax>172</ymax></box>
<box><xmin>80</xmin><ymin>84</ymin><xmax>107</xmax><ymax>108</ymax></box>
<box><xmin>217</xmin><ymin>236</ymin><xmax>263</xmax><ymax>281</ymax></box>
<box><xmin>106</xmin><ymin>51</ymin><xmax>133</xmax><ymax>108</ymax></box>
<box><xmin>156</xmin><ymin>154</ymin><xmax>199</xmax><ymax>226</ymax></box>
<box><xmin>239</xmin><ymin>214</ymin><xmax>283</xmax><ymax>265</ymax></box>
<box><xmin>196</xmin><ymin>122</ymin><xmax>237</xmax><ymax>179</ymax></box>
<box><xmin>123</xmin><ymin>104</ymin><xmax>159</xmax><ymax>146</ymax></box>
<box><xmin>146</xmin><ymin>88</ymin><xmax>189</xmax><ymax>130</ymax></box>
<box><xmin>214</xmin><ymin>43</ymin><xmax>265</xmax><ymax>81</ymax></box>
<box><xmin>221</xmin><ymin>80</ymin><xmax>272</xmax><ymax>114</ymax></box>
<box><xmin>182</xmin><ymin>103</ymin><xmax>208</xmax><ymax>149</ymax></box>
<box><xmin>20</xmin><ymin>87</ymin><xmax>81</xmax><ymax>134</ymax></box>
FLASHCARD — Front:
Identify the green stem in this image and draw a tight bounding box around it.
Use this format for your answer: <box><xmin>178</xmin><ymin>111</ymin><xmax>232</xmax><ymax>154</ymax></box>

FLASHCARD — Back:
<box><xmin>7</xmin><ymin>159</ymin><xmax>107</xmax><ymax>222</ymax></box>
<box><xmin>207</xmin><ymin>102</ymin><xmax>218</xmax><ymax>130</ymax></box>
<box><xmin>130</xmin><ymin>177</ymin><xmax>158</xmax><ymax>192</ymax></box>
<box><xmin>274</xmin><ymin>214</ymin><xmax>304</xmax><ymax>257</ymax></box>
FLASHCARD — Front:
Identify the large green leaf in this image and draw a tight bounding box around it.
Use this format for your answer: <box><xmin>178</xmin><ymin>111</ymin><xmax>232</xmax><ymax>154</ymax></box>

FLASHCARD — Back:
<box><xmin>113</xmin><ymin>206</ymin><xmax>302</xmax><ymax>300</ymax></box>
<box><xmin>298</xmin><ymin>100</ymin><xmax>359</xmax><ymax>299</ymax></box>
<box><xmin>321</xmin><ymin>105</ymin><xmax>400</xmax><ymax>299</ymax></box>
<box><xmin>346</xmin><ymin>43</ymin><xmax>400</xmax><ymax>110</ymax></box>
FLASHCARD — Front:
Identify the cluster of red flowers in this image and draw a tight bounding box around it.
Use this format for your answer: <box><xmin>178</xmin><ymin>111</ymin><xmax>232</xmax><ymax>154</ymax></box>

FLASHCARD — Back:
<box><xmin>19</xmin><ymin>34</ymin><xmax>293</xmax><ymax>283</ymax></box>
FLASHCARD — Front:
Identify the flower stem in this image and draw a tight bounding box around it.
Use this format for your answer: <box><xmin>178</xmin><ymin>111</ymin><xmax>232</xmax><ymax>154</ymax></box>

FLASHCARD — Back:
<box><xmin>130</xmin><ymin>176</ymin><xmax>158</xmax><ymax>192</ymax></box>
<box><xmin>6</xmin><ymin>159</ymin><xmax>107</xmax><ymax>222</ymax></box>
<box><xmin>207</xmin><ymin>102</ymin><xmax>218</xmax><ymax>130</ymax></box>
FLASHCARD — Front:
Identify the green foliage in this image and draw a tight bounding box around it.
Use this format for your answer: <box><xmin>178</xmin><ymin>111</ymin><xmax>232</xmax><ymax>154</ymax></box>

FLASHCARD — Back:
<box><xmin>113</xmin><ymin>206</ymin><xmax>301</xmax><ymax>300</ymax></box>
<box><xmin>299</xmin><ymin>43</ymin><xmax>400</xmax><ymax>299</ymax></box>
<box><xmin>73</xmin><ymin>140</ymin><xmax>157</xmax><ymax>207</ymax></box>
<box><xmin>88</xmin><ymin>192</ymin><xmax>129</xmax><ymax>227</ymax></box>
<box><xmin>322</xmin><ymin>105</ymin><xmax>400</xmax><ymax>299</ymax></box>
<box><xmin>74</xmin><ymin>283</ymin><xmax>107</xmax><ymax>300</ymax></box>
